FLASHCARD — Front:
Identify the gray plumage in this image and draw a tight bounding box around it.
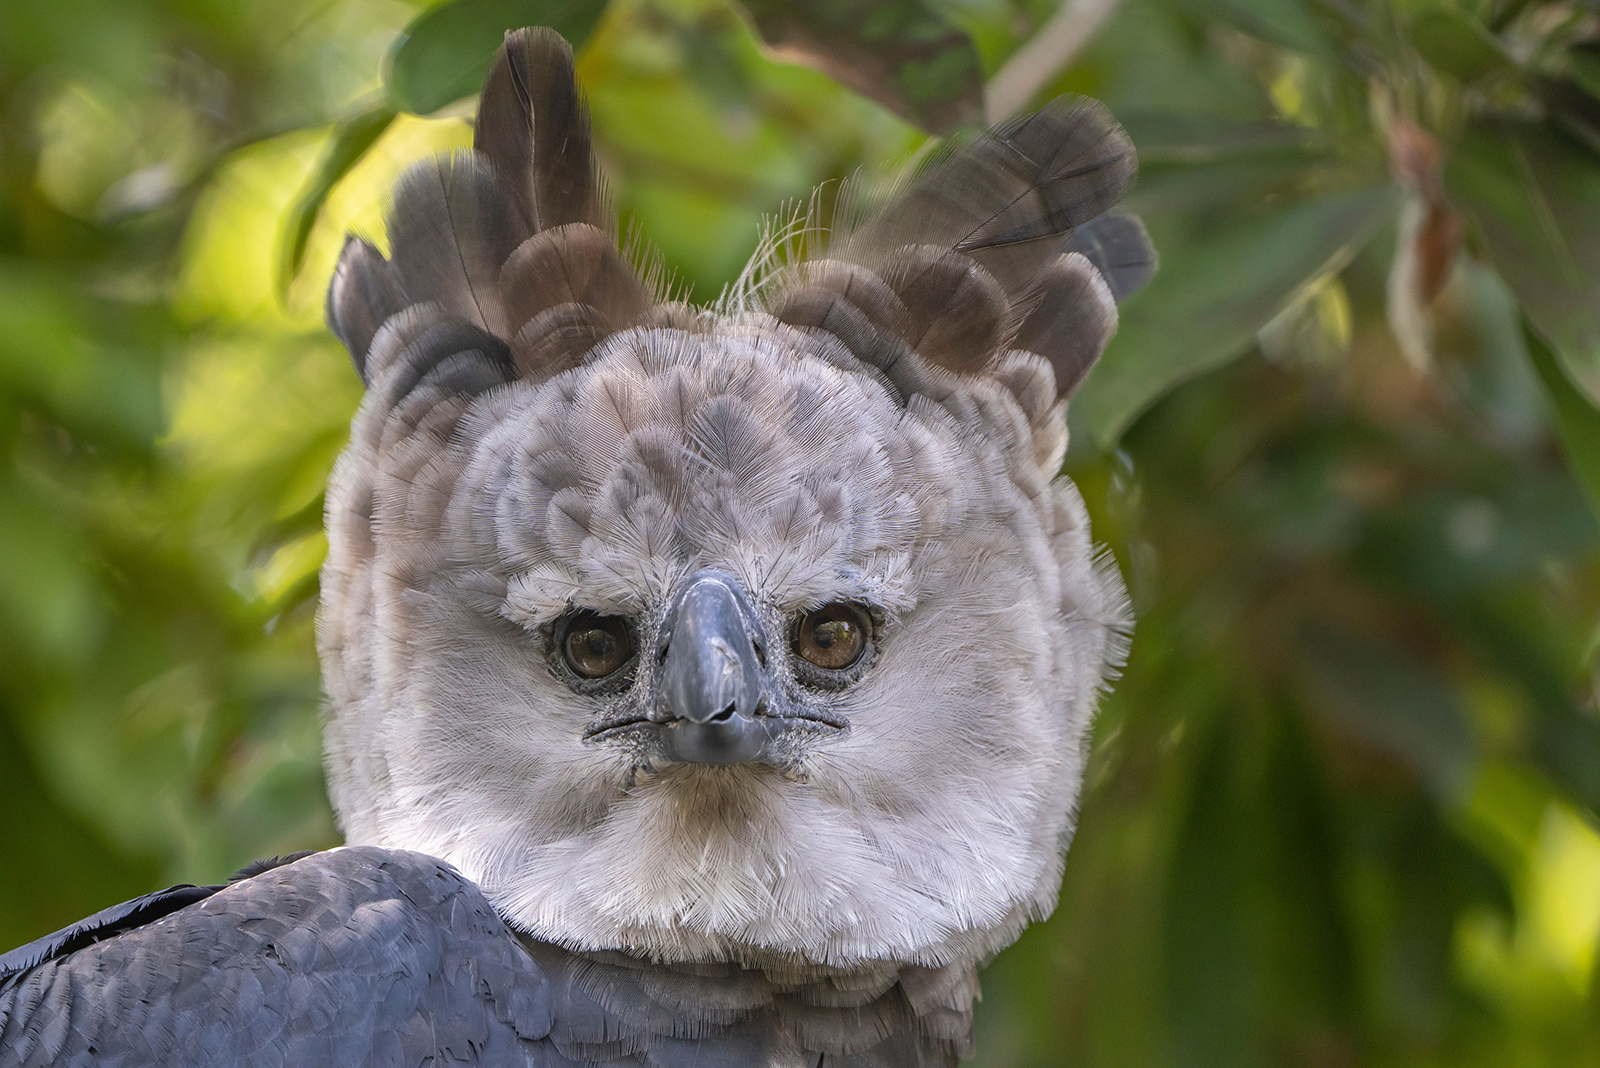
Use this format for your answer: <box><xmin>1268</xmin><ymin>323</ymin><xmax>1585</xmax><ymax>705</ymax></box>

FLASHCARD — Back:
<box><xmin>2</xmin><ymin>24</ymin><xmax>1151</xmax><ymax>1067</ymax></box>
<box><xmin>0</xmin><ymin>848</ymin><xmax>952</xmax><ymax>1066</ymax></box>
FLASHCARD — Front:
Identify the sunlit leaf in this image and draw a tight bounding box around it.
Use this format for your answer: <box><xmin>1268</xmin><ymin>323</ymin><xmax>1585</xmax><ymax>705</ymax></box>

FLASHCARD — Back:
<box><xmin>1448</xmin><ymin>120</ymin><xmax>1600</xmax><ymax>406</ymax></box>
<box><xmin>736</xmin><ymin>0</ymin><xmax>983</xmax><ymax>133</ymax></box>
<box><xmin>386</xmin><ymin>0</ymin><xmax>610</xmax><ymax>116</ymax></box>
<box><xmin>1071</xmin><ymin>184</ymin><xmax>1396</xmax><ymax>448</ymax></box>
<box><xmin>177</xmin><ymin>131</ymin><xmax>326</xmax><ymax>327</ymax></box>
<box><xmin>1406</xmin><ymin>8</ymin><xmax>1515</xmax><ymax>83</ymax></box>
<box><xmin>277</xmin><ymin>105</ymin><xmax>395</xmax><ymax>297</ymax></box>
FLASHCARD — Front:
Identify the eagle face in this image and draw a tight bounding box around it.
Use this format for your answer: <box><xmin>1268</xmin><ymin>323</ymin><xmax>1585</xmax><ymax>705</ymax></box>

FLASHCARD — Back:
<box><xmin>319</xmin><ymin>29</ymin><xmax>1141</xmax><ymax>977</ymax></box>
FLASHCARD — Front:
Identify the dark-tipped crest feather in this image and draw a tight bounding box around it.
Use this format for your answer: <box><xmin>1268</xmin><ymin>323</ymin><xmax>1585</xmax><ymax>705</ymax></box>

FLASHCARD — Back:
<box><xmin>760</xmin><ymin>93</ymin><xmax>1144</xmax><ymax>403</ymax></box>
<box><xmin>327</xmin><ymin>27</ymin><xmax>627</xmax><ymax>397</ymax></box>
<box><xmin>328</xmin><ymin>29</ymin><xmax>1149</xmax><ymax>428</ymax></box>
<box><xmin>328</xmin><ymin>238</ymin><xmax>406</xmax><ymax>381</ymax></box>
<box><xmin>475</xmin><ymin>27</ymin><xmax>601</xmax><ymax>232</ymax></box>
<box><xmin>1013</xmin><ymin>252</ymin><xmax>1118</xmax><ymax>399</ymax></box>
<box><xmin>1062</xmin><ymin>213</ymin><xmax>1157</xmax><ymax>302</ymax></box>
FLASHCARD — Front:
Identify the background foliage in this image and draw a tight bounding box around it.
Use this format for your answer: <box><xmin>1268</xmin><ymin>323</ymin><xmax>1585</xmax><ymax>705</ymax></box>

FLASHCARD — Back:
<box><xmin>3</xmin><ymin>0</ymin><xmax>1600</xmax><ymax>1063</ymax></box>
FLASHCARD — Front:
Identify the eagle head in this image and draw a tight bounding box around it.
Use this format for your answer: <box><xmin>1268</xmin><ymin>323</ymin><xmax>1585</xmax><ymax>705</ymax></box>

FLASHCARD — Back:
<box><xmin>318</xmin><ymin>27</ymin><xmax>1140</xmax><ymax>985</ymax></box>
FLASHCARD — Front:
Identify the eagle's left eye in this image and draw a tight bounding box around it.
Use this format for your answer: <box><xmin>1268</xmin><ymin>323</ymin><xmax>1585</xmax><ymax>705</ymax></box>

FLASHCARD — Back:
<box><xmin>562</xmin><ymin>612</ymin><xmax>636</xmax><ymax>679</ymax></box>
<box><xmin>793</xmin><ymin>604</ymin><xmax>869</xmax><ymax>671</ymax></box>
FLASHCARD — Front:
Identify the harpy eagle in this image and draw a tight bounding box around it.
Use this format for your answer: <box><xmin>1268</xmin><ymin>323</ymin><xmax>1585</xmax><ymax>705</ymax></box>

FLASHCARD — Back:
<box><xmin>0</xmin><ymin>27</ymin><xmax>1150</xmax><ymax>1067</ymax></box>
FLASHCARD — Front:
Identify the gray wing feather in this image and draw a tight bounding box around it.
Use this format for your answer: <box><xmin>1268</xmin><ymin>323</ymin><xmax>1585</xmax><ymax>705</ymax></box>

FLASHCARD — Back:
<box><xmin>1</xmin><ymin>848</ymin><xmax>954</xmax><ymax>1067</ymax></box>
<box><xmin>0</xmin><ymin>884</ymin><xmax>220</xmax><ymax>984</ymax></box>
<box><xmin>0</xmin><ymin>848</ymin><xmax>554</xmax><ymax>1068</ymax></box>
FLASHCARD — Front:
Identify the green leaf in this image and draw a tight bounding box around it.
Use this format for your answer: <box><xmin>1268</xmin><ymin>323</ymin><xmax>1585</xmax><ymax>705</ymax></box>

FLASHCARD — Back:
<box><xmin>386</xmin><ymin>0</ymin><xmax>610</xmax><ymax>116</ymax></box>
<box><xmin>1176</xmin><ymin>0</ymin><xmax>1330</xmax><ymax>55</ymax></box>
<box><xmin>736</xmin><ymin>0</ymin><xmax>983</xmax><ymax>133</ymax></box>
<box><xmin>1298</xmin><ymin>626</ymin><xmax>1476</xmax><ymax>804</ymax></box>
<box><xmin>1570</xmin><ymin>44</ymin><xmax>1600</xmax><ymax>100</ymax></box>
<box><xmin>1524</xmin><ymin>322</ymin><xmax>1600</xmax><ymax>522</ymax></box>
<box><xmin>1406</xmin><ymin>8</ymin><xmax>1515</xmax><ymax>83</ymax></box>
<box><xmin>1070</xmin><ymin>185</ymin><xmax>1396</xmax><ymax>449</ymax></box>
<box><xmin>277</xmin><ymin>105</ymin><xmax>395</xmax><ymax>297</ymax></box>
<box><xmin>1449</xmin><ymin>119</ymin><xmax>1600</xmax><ymax>407</ymax></box>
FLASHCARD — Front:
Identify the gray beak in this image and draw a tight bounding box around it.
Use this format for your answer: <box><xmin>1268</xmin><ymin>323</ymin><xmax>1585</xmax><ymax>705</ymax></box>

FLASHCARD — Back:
<box><xmin>654</xmin><ymin>569</ymin><xmax>772</xmax><ymax>764</ymax></box>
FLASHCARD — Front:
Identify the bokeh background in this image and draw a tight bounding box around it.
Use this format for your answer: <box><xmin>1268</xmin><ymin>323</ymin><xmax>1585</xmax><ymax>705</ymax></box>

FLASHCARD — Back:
<box><xmin>4</xmin><ymin>0</ymin><xmax>1600</xmax><ymax>1063</ymax></box>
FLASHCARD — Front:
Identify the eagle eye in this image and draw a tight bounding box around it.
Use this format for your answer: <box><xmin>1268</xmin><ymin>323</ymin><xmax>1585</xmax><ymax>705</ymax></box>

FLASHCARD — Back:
<box><xmin>792</xmin><ymin>603</ymin><xmax>869</xmax><ymax>671</ymax></box>
<box><xmin>561</xmin><ymin>611</ymin><xmax>636</xmax><ymax>679</ymax></box>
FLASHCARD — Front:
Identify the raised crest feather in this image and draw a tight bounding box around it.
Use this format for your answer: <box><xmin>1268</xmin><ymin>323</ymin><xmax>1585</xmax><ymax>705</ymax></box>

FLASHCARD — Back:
<box><xmin>473</xmin><ymin>27</ymin><xmax>601</xmax><ymax>232</ymax></box>
<box><xmin>327</xmin><ymin>237</ymin><xmax>405</xmax><ymax>380</ymax></box>
<box><xmin>324</xmin><ymin>31</ymin><xmax>1153</xmax><ymax>419</ymax></box>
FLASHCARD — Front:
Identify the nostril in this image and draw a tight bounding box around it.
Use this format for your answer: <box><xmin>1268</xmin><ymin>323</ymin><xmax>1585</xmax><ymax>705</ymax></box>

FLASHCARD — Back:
<box><xmin>707</xmin><ymin>704</ymin><xmax>736</xmax><ymax>724</ymax></box>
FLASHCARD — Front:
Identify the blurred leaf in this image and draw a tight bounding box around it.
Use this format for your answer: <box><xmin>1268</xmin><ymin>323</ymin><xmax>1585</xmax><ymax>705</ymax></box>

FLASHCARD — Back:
<box><xmin>1448</xmin><ymin>120</ymin><xmax>1600</xmax><ymax>406</ymax></box>
<box><xmin>1524</xmin><ymin>322</ymin><xmax>1600</xmax><ymax>521</ymax></box>
<box><xmin>1299</xmin><ymin>627</ymin><xmax>1476</xmax><ymax>803</ymax></box>
<box><xmin>1357</xmin><ymin>475</ymin><xmax>1597</xmax><ymax>596</ymax></box>
<box><xmin>0</xmin><ymin>265</ymin><xmax>161</xmax><ymax>446</ymax></box>
<box><xmin>1072</xmin><ymin>184</ymin><xmax>1396</xmax><ymax>448</ymax></box>
<box><xmin>1121</xmin><ymin>112</ymin><xmax>1311</xmax><ymax>164</ymax></box>
<box><xmin>177</xmin><ymin>131</ymin><xmax>327</xmax><ymax>327</ymax></box>
<box><xmin>0</xmin><ymin>711</ymin><xmax>159</xmax><ymax>952</ymax></box>
<box><xmin>386</xmin><ymin>0</ymin><xmax>610</xmax><ymax>115</ymax></box>
<box><xmin>1534</xmin><ymin>75</ymin><xmax>1600</xmax><ymax>156</ymax></box>
<box><xmin>1405</xmin><ymin>8</ymin><xmax>1515</xmax><ymax>82</ymax></box>
<box><xmin>1571</xmin><ymin>43</ymin><xmax>1600</xmax><ymax>100</ymax></box>
<box><xmin>1176</xmin><ymin>0</ymin><xmax>1330</xmax><ymax>55</ymax></box>
<box><xmin>736</xmin><ymin>0</ymin><xmax>983</xmax><ymax>133</ymax></box>
<box><xmin>277</xmin><ymin>105</ymin><xmax>395</xmax><ymax>297</ymax></box>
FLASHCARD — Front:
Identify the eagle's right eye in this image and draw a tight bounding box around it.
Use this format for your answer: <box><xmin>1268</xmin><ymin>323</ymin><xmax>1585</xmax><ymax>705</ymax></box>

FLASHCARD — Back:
<box><xmin>561</xmin><ymin>612</ymin><xmax>636</xmax><ymax>679</ymax></box>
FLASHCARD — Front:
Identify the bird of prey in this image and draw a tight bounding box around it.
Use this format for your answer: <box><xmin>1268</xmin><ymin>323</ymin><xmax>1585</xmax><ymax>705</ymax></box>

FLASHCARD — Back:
<box><xmin>0</xmin><ymin>26</ymin><xmax>1149</xmax><ymax>1067</ymax></box>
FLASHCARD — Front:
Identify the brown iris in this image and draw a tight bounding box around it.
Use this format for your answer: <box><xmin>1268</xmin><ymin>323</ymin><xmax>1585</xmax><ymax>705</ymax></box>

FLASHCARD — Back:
<box><xmin>792</xmin><ymin>603</ymin><xmax>868</xmax><ymax>670</ymax></box>
<box><xmin>561</xmin><ymin>612</ymin><xmax>635</xmax><ymax>678</ymax></box>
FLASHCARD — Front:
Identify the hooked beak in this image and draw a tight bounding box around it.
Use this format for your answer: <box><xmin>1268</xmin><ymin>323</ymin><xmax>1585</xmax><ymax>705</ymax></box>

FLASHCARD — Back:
<box><xmin>653</xmin><ymin>569</ymin><xmax>774</xmax><ymax>764</ymax></box>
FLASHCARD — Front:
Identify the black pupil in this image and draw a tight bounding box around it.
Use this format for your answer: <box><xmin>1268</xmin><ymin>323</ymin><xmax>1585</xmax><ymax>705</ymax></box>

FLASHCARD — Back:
<box><xmin>813</xmin><ymin>620</ymin><xmax>849</xmax><ymax>649</ymax></box>
<box><xmin>564</xmin><ymin>615</ymin><xmax>632</xmax><ymax>678</ymax></box>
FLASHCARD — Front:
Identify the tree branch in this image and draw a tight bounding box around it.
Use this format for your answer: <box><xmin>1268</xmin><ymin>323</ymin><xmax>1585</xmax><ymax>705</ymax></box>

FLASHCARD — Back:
<box><xmin>984</xmin><ymin>0</ymin><xmax>1126</xmax><ymax>124</ymax></box>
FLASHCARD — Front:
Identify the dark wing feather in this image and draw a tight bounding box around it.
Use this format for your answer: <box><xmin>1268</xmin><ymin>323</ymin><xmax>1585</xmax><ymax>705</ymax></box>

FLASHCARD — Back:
<box><xmin>0</xmin><ymin>846</ymin><xmax>957</xmax><ymax>1068</ymax></box>
<box><xmin>0</xmin><ymin>884</ymin><xmax>221</xmax><ymax>986</ymax></box>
